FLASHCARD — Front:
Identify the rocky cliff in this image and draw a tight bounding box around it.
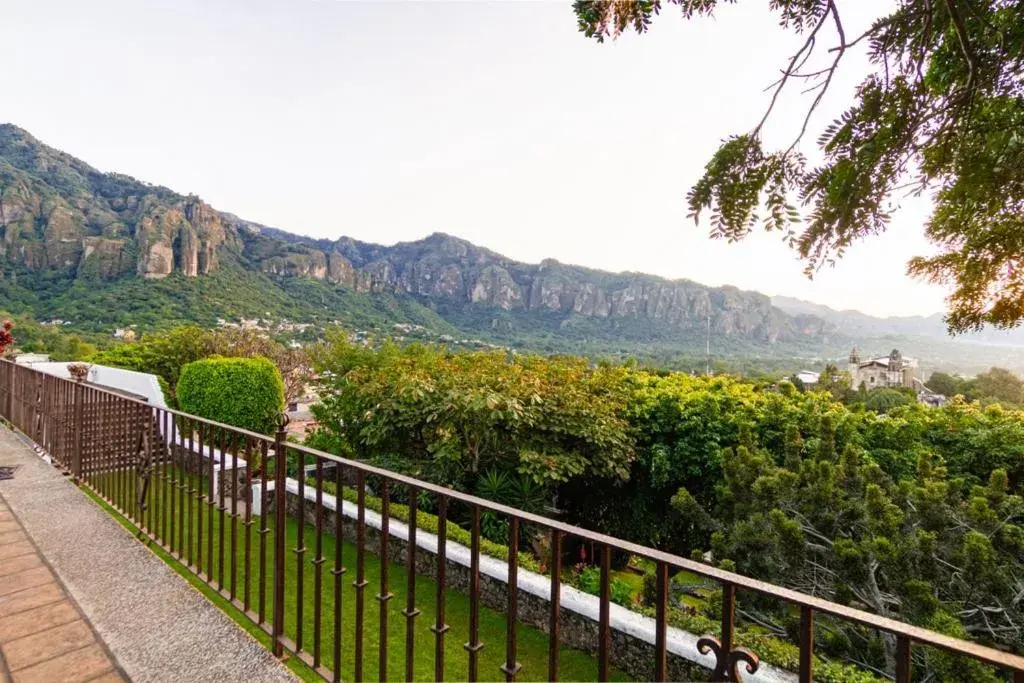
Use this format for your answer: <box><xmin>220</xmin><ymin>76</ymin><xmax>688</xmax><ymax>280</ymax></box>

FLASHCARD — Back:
<box><xmin>0</xmin><ymin>123</ymin><xmax>834</xmax><ymax>346</ymax></box>
<box><xmin>0</xmin><ymin>126</ymin><xmax>237</xmax><ymax>282</ymax></box>
<box><xmin>235</xmin><ymin>232</ymin><xmax>834</xmax><ymax>343</ymax></box>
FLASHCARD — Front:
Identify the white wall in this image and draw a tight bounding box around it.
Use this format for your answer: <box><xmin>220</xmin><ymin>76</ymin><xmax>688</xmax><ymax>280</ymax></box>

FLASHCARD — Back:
<box><xmin>24</xmin><ymin>362</ymin><xmax>167</xmax><ymax>408</ymax></box>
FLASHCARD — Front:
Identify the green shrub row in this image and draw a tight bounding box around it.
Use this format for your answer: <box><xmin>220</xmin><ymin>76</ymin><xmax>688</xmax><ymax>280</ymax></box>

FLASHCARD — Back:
<box><xmin>631</xmin><ymin>602</ymin><xmax>883</xmax><ymax>682</ymax></box>
<box><xmin>575</xmin><ymin>566</ymin><xmax>633</xmax><ymax>607</ymax></box>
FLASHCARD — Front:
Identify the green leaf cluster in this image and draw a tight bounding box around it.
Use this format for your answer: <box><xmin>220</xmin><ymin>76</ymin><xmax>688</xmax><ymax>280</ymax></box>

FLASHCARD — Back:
<box><xmin>308</xmin><ymin>335</ymin><xmax>634</xmax><ymax>497</ymax></box>
<box><xmin>0</xmin><ymin>310</ymin><xmax>101</xmax><ymax>360</ymax></box>
<box><xmin>573</xmin><ymin>566</ymin><xmax>634</xmax><ymax>607</ymax></box>
<box><xmin>694</xmin><ymin>426</ymin><xmax>1024</xmax><ymax>668</ymax></box>
<box><xmin>928</xmin><ymin>367</ymin><xmax>1024</xmax><ymax>407</ymax></box>
<box><xmin>89</xmin><ymin>325</ymin><xmax>311</xmax><ymax>405</ymax></box>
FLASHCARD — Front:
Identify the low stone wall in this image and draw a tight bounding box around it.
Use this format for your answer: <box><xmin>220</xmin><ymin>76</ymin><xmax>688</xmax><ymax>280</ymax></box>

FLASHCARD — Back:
<box><xmin>264</xmin><ymin>478</ymin><xmax>792</xmax><ymax>683</ymax></box>
<box><xmin>166</xmin><ymin>438</ymin><xmax>251</xmax><ymax>500</ymax></box>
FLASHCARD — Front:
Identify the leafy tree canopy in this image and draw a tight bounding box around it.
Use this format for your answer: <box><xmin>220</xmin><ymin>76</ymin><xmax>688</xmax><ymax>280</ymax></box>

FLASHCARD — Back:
<box><xmin>0</xmin><ymin>313</ymin><xmax>98</xmax><ymax>361</ymax></box>
<box><xmin>972</xmin><ymin>366</ymin><xmax>1024</xmax><ymax>405</ymax></box>
<box><xmin>308</xmin><ymin>334</ymin><xmax>635</xmax><ymax>494</ymax></box>
<box><xmin>925</xmin><ymin>370</ymin><xmax>965</xmax><ymax>397</ymax></box>
<box><xmin>926</xmin><ymin>366</ymin><xmax>1024</xmax><ymax>405</ymax></box>
<box><xmin>818</xmin><ymin>362</ymin><xmax>856</xmax><ymax>403</ymax></box>
<box><xmin>574</xmin><ymin>0</ymin><xmax>1024</xmax><ymax>332</ymax></box>
<box><xmin>864</xmin><ymin>387</ymin><xmax>915</xmax><ymax>413</ymax></box>
<box><xmin>701</xmin><ymin>434</ymin><xmax>1024</xmax><ymax>670</ymax></box>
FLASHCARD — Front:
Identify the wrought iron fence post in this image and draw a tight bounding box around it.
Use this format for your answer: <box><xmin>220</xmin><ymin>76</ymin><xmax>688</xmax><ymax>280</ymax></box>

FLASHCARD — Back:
<box><xmin>3</xmin><ymin>361</ymin><xmax>11</xmax><ymax>421</ymax></box>
<box><xmin>72</xmin><ymin>381</ymin><xmax>83</xmax><ymax>481</ymax></box>
<box><xmin>272</xmin><ymin>413</ymin><xmax>290</xmax><ymax>658</ymax></box>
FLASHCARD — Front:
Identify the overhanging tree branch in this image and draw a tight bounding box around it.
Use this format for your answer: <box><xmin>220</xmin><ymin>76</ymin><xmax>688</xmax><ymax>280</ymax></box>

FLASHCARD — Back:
<box><xmin>752</xmin><ymin>6</ymin><xmax>832</xmax><ymax>138</ymax></box>
<box><xmin>786</xmin><ymin>1</ymin><xmax>846</xmax><ymax>152</ymax></box>
<box><xmin>576</xmin><ymin>0</ymin><xmax>1024</xmax><ymax>329</ymax></box>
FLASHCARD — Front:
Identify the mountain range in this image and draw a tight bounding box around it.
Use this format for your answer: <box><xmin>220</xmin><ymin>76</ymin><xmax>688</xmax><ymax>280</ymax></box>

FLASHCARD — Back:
<box><xmin>2</xmin><ymin>123</ymin><xmax>1023</xmax><ymax>374</ymax></box>
<box><xmin>771</xmin><ymin>296</ymin><xmax>1024</xmax><ymax>348</ymax></box>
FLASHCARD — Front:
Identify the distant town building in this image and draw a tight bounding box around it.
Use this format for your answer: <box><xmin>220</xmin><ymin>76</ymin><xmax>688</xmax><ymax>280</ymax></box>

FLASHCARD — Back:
<box><xmin>847</xmin><ymin>348</ymin><xmax>918</xmax><ymax>390</ymax></box>
<box><xmin>794</xmin><ymin>370</ymin><xmax>820</xmax><ymax>386</ymax></box>
<box><xmin>14</xmin><ymin>353</ymin><xmax>51</xmax><ymax>364</ymax></box>
<box><xmin>285</xmin><ymin>389</ymin><xmax>320</xmax><ymax>437</ymax></box>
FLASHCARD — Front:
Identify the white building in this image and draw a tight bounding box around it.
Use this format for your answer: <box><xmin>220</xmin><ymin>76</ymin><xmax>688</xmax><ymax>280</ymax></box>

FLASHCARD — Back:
<box><xmin>847</xmin><ymin>348</ymin><xmax>918</xmax><ymax>390</ymax></box>
<box><xmin>14</xmin><ymin>353</ymin><xmax>51</xmax><ymax>364</ymax></box>
<box><xmin>794</xmin><ymin>370</ymin><xmax>820</xmax><ymax>386</ymax></box>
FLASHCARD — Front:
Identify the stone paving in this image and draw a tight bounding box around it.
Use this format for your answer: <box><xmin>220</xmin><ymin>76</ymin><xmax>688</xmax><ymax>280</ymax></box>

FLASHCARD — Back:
<box><xmin>0</xmin><ymin>426</ymin><xmax>296</xmax><ymax>683</ymax></box>
<box><xmin>0</xmin><ymin>495</ymin><xmax>125</xmax><ymax>683</ymax></box>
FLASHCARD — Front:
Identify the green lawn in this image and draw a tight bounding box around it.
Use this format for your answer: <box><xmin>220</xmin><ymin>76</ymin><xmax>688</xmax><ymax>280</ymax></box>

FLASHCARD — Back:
<box><xmin>88</xmin><ymin>467</ymin><xmax>628</xmax><ymax>682</ymax></box>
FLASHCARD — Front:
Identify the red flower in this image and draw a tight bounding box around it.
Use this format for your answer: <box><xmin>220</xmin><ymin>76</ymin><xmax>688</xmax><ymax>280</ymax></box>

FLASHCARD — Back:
<box><xmin>0</xmin><ymin>320</ymin><xmax>13</xmax><ymax>355</ymax></box>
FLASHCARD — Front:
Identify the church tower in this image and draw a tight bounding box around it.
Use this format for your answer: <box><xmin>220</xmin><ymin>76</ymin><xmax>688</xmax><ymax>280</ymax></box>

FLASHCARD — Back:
<box><xmin>848</xmin><ymin>348</ymin><xmax>861</xmax><ymax>390</ymax></box>
<box><xmin>888</xmin><ymin>349</ymin><xmax>904</xmax><ymax>387</ymax></box>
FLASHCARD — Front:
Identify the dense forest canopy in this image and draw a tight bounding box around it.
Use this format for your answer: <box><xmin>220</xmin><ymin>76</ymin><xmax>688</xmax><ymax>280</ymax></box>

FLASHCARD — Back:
<box><xmin>302</xmin><ymin>335</ymin><xmax>1024</xmax><ymax>678</ymax></box>
<box><xmin>27</xmin><ymin>323</ymin><xmax>1024</xmax><ymax>678</ymax></box>
<box><xmin>574</xmin><ymin>0</ymin><xmax>1024</xmax><ymax>333</ymax></box>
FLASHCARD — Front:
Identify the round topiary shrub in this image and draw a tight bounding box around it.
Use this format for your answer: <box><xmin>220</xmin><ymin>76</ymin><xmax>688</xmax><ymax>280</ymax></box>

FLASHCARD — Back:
<box><xmin>177</xmin><ymin>356</ymin><xmax>285</xmax><ymax>435</ymax></box>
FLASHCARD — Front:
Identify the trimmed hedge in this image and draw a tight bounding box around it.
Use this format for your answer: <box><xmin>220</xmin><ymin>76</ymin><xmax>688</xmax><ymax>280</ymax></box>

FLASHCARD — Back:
<box><xmin>177</xmin><ymin>356</ymin><xmax>285</xmax><ymax>435</ymax></box>
<box><xmin>632</xmin><ymin>603</ymin><xmax>883</xmax><ymax>682</ymax></box>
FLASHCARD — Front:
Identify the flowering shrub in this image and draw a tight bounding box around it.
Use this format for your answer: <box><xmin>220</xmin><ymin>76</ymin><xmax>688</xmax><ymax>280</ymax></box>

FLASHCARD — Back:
<box><xmin>0</xmin><ymin>320</ymin><xmax>13</xmax><ymax>355</ymax></box>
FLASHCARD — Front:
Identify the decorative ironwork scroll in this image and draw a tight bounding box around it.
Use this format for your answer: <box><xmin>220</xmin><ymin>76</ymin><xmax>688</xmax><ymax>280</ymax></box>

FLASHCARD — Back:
<box><xmin>697</xmin><ymin>636</ymin><xmax>760</xmax><ymax>682</ymax></box>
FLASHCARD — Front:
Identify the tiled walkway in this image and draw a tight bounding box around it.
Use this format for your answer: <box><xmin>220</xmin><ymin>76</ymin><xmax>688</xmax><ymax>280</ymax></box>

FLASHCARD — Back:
<box><xmin>0</xmin><ymin>496</ymin><xmax>125</xmax><ymax>683</ymax></box>
<box><xmin>0</xmin><ymin>426</ymin><xmax>295</xmax><ymax>683</ymax></box>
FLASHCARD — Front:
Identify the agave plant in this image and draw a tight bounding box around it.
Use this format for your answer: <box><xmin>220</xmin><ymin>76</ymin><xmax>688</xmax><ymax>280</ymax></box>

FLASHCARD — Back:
<box><xmin>477</xmin><ymin>470</ymin><xmax>551</xmax><ymax>546</ymax></box>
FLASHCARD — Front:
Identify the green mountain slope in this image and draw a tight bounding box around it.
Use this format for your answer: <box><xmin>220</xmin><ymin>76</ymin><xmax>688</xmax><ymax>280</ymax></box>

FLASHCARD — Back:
<box><xmin>0</xmin><ymin>260</ymin><xmax>457</xmax><ymax>335</ymax></box>
<box><xmin>0</xmin><ymin>124</ymin><xmax>836</xmax><ymax>351</ymax></box>
<box><xmin>5</xmin><ymin>122</ymin><xmax>1024</xmax><ymax>374</ymax></box>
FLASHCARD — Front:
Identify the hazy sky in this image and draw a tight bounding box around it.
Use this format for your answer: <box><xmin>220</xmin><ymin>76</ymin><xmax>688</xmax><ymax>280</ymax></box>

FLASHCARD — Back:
<box><xmin>1</xmin><ymin>0</ymin><xmax>948</xmax><ymax>317</ymax></box>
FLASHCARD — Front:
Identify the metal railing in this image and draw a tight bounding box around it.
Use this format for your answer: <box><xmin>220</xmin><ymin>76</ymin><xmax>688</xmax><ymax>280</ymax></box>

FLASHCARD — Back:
<box><xmin>2</xmin><ymin>357</ymin><xmax>1024</xmax><ymax>682</ymax></box>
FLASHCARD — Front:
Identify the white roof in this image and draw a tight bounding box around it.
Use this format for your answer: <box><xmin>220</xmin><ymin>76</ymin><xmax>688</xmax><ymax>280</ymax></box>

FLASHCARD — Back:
<box><xmin>22</xmin><ymin>362</ymin><xmax>167</xmax><ymax>408</ymax></box>
<box><xmin>795</xmin><ymin>370</ymin><xmax>819</xmax><ymax>384</ymax></box>
<box><xmin>860</xmin><ymin>356</ymin><xmax>919</xmax><ymax>369</ymax></box>
<box><xmin>14</xmin><ymin>353</ymin><xmax>51</xmax><ymax>364</ymax></box>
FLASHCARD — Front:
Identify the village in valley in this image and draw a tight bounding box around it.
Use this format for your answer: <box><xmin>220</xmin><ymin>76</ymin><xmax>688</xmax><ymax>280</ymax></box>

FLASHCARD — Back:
<box><xmin>795</xmin><ymin>347</ymin><xmax>948</xmax><ymax>407</ymax></box>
